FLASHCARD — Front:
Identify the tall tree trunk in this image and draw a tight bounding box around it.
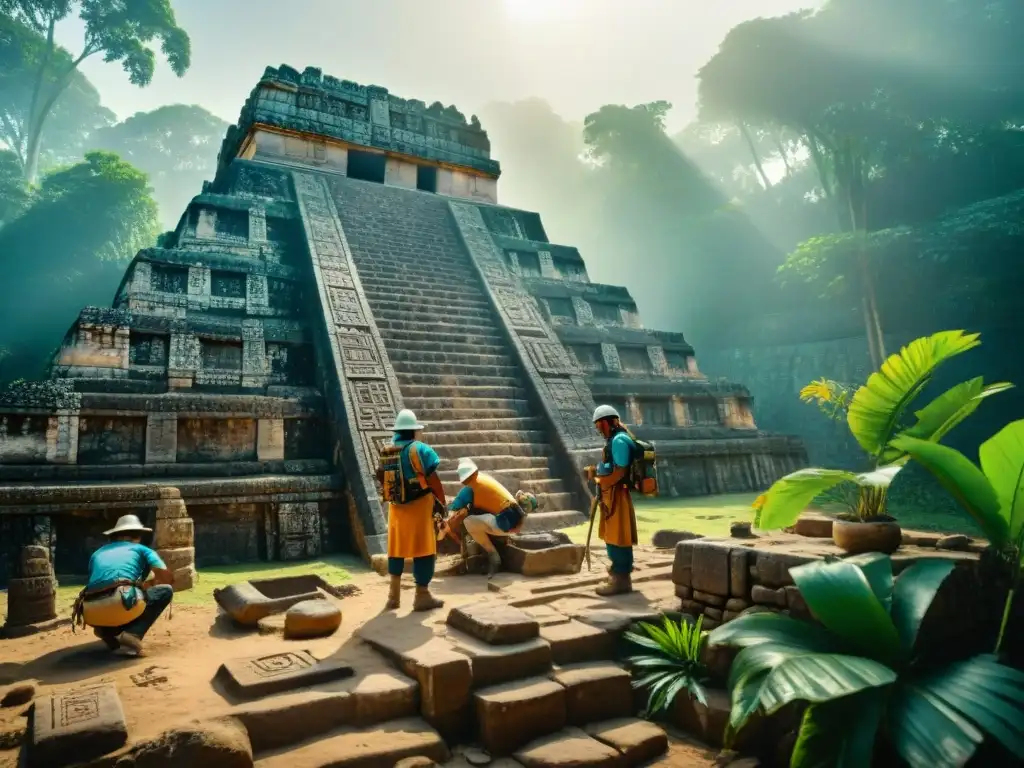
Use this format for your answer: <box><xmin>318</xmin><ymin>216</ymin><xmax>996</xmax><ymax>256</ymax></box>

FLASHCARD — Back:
<box><xmin>23</xmin><ymin>18</ymin><xmax>58</xmax><ymax>183</ymax></box>
<box><xmin>775</xmin><ymin>133</ymin><xmax>793</xmax><ymax>176</ymax></box>
<box><xmin>24</xmin><ymin>50</ymin><xmax>91</xmax><ymax>184</ymax></box>
<box><xmin>738</xmin><ymin>121</ymin><xmax>772</xmax><ymax>190</ymax></box>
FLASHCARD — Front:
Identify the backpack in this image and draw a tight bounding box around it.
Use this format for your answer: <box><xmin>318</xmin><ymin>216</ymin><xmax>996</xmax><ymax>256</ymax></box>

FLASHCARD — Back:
<box><xmin>605</xmin><ymin>429</ymin><xmax>659</xmax><ymax>497</ymax></box>
<box><xmin>376</xmin><ymin>443</ymin><xmax>430</xmax><ymax>504</ymax></box>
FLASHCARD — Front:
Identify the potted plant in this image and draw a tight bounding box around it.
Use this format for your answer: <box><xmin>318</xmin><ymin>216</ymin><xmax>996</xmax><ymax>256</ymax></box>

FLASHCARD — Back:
<box><xmin>892</xmin><ymin>420</ymin><xmax>1024</xmax><ymax>656</ymax></box>
<box><xmin>708</xmin><ymin>553</ymin><xmax>1024</xmax><ymax>767</ymax></box>
<box><xmin>754</xmin><ymin>330</ymin><xmax>1011</xmax><ymax>554</ymax></box>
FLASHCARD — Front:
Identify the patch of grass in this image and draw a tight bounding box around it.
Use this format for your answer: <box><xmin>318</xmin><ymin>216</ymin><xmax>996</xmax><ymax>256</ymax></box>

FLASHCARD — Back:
<box><xmin>560</xmin><ymin>493</ymin><xmax>760</xmax><ymax>544</ymax></box>
<box><xmin>1</xmin><ymin>554</ymin><xmax>367</xmax><ymax>621</ymax></box>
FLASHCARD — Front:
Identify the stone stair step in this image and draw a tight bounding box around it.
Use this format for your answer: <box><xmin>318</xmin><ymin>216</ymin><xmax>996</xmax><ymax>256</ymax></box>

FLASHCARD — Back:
<box><xmin>550</xmin><ymin>662</ymin><xmax>634</xmax><ymax>726</ymax></box>
<box><xmin>391</xmin><ymin>362</ymin><xmax>522</xmax><ymax>379</ymax></box>
<box><xmin>253</xmin><ymin>717</ymin><xmax>449</xmax><ymax>767</ymax></box>
<box><xmin>443</xmin><ymin>628</ymin><xmax>552</xmax><ymax>688</ymax></box>
<box><xmin>522</xmin><ymin>509</ymin><xmax>587</xmax><ymax>530</ymax></box>
<box><xmin>540</xmin><ymin>620</ymin><xmax>616</xmax><ymax>665</ymax></box>
<box><xmin>369</xmin><ymin>300</ymin><xmax>497</xmax><ymax>321</ymax></box>
<box><xmin>427</xmin><ymin>419</ymin><xmax>546</xmax><ymax>435</ymax></box>
<box><xmin>357</xmin><ymin>270</ymin><xmax>470</xmax><ymax>287</ymax></box>
<box><xmin>439</xmin><ymin>467</ymin><xmax>553</xmax><ymax>484</ymax></box>
<box><xmin>513</xmin><ymin>727</ymin><xmax>623</xmax><ymax>768</ymax></box>
<box><xmin>441</xmin><ymin>483</ymin><xmax>571</xmax><ymax>507</ymax></box>
<box><xmin>385</xmin><ymin>341</ymin><xmax>511</xmax><ymax>359</ymax></box>
<box><xmin>355</xmin><ymin>254</ymin><xmax>470</xmax><ymax>271</ymax></box>
<box><xmin>376</xmin><ymin>318</ymin><xmax>502</xmax><ymax>335</ymax></box>
<box><xmin>406</xmin><ymin>396</ymin><xmax>530</xmax><ymax>412</ymax></box>
<box><xmin>400</xmin><ymin>384</ymin><xmax>529</xmax><ymax>400</ymax></box>
<box><xmin>394</xmin><ymin>372</ymin><xmax>523</xmax><ymax>389</ymax></box>
<box><xmin>474</xmin><ymin>676</ymin><xmax>567</xmax><ymax>755</ymax></box>
<box><xmin>417</xmin><ymin>406</ymin><xmax>532</xmax><ymax>423</ymax></box>
<box><xmin>364</xmin><ymin>285</ymin><xmax>495</xmax><ymax>304</ymax></box>
<box><xmin>362</xmin><ymin>291</ymin><xmax>494</xmax><ymax>311</ymax></box>
<box><xmin>446</xmin><ymin>455</ymin><xmax>552</xmax><ymax>472</ymax></box>
<box><xmin>381</xmin><ymin>329</ymin><xmax>507</xmax><ymax>347</ymax></box>
<box><xmin>432</xmin><ymin>442</ymin><xmax>553</xmax><ymax>459</ymax></box>
<box><xmin>388</xmin><ymin>350</ymin><xmax>515</xmax><ymax>367</ymax></box>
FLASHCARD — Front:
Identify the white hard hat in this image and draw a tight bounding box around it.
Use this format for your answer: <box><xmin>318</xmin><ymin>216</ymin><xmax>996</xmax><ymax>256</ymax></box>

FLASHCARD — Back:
<box><xmin>104</xmin><ymin>514</ymin><xmax>152</xmax><ymax>536</ymax></box>
<box><xmin>592</xmin><ymin>404</ymin><xmax>621</xmax><ymax>422</ymax></box>
<box><xmin>457</xmin><ymin>458</ymin><xmax>479</xmax><ymax>483</ymax></box>
<box><xmin>392</xmin><ymin>409</ymin><xmax>424</xmax><ymax>431</ymax></box>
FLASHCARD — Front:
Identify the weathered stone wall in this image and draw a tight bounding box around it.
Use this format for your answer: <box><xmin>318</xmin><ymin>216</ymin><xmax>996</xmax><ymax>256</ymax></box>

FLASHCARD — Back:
<box><xmin>176</xmin><ymin>418</ymin><xmax>258</xmax><ymax>463</ymax></box>
<box><xmin>76</xmin><ymin>416</ymin><xmax>147</xmax><ymax>465</ymax></box>
<box><xmin>192</xmin><ymin>502</ymin><xmax>265</xmax><ymax>567</ymax></box>
<box><xmin>0</xmin><ymin>415</ymin><xmax>50</xmax><ymax>464</ymax></box>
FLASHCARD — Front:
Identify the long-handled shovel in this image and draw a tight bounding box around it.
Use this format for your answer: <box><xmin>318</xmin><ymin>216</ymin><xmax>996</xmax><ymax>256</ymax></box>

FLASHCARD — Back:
<box><xmin>584</xmin><ymin>480</ymin><xmax>600</xmax><ymax>572</ymax></box>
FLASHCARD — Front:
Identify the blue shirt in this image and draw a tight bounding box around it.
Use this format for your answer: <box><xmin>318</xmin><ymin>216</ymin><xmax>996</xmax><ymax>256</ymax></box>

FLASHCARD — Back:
<box><xmin>87</xmin><ymin>541</ymin><xmax>166</xmax><ymax>590</ymax></box>
<box><xmin>450</xmin><ymin>485</ymin><xmax>474</xmax><ymax>511</ymax></box>
<box><xmin>597</xmin><ymin>432</ymin><xmax>634</xmax><ymax>477</ymax></box>
<box><xmin>392</xmin><ymin>436</ymin><xmax>440</xmax><ymax>481</ymax></box>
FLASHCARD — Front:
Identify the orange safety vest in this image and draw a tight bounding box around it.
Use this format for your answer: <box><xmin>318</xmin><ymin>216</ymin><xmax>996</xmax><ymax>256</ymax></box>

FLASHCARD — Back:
<box><xmin>464</xmin><ymin>472</ymin><xmax>517</xmax><ymax>515</ymax></box>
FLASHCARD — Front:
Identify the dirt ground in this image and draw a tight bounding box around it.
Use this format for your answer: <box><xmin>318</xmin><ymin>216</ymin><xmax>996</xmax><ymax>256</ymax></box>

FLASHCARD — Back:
<box><xmin>0</xmin><ymin>565</ymin><xmax>718</xmax><ymax>767</ymax></box>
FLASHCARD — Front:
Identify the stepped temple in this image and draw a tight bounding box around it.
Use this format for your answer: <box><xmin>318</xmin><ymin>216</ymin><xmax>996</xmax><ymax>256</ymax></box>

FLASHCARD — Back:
<box><xmin>0</xmin><ymin>65</ymin><xmax>806</xmax><ymax>580</ymax></box>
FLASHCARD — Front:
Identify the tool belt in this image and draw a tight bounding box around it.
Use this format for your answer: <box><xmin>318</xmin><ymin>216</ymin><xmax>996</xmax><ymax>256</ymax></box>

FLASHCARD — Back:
<box><xmin>72</xmin><ymin>579</ymin><xmax>146</xmax><ymax>632</ymax></box>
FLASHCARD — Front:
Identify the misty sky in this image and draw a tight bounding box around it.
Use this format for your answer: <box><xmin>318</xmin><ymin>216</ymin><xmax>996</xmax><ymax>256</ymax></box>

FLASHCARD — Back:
<box><xmin>57</xmin><ymin>0</ymin><xmax>821</xmax><ymax>133</ymax></box>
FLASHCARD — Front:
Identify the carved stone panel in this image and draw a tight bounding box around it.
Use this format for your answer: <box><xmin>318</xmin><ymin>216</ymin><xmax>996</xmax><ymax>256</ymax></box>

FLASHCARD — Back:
<box><xmin>277</xmin><ymin>502</ymin><xmax>322</xmax><ymax>560</ymax></box>
<box><xmin>572</xmin><ymin>297</ymin><xmax>594</xmax><ymax>327</ymax></box>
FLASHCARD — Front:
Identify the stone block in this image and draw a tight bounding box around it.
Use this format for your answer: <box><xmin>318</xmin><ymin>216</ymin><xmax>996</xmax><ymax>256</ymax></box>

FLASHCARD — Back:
<box><xmin>730</xmin><ymin>522</ymin><xmax>753</xmax><ymax>538</ymax></box>
<box><xmin>522</xmin><ymin>605</ymin><xmax>572</xmax><ymax>627</ymax></box>
<box><xmin>671</xmin><ymin>686</ymin><xmax>731</xmax><ymax>747</ymax></box>
<box><xmin>447</xmin><ymin>602</ymin><xmax>539</xmax><ymax>645</ymax></box>
<box><xmin>784</xmin><ymin>586</ymin><xmax>811</xmax><ymax>618</ymax></box>
<box><xmin>751</xmin><ymin>585</ymin><xmax>787</xmax><ymax>608</ymax></box>
<box><xmin>114</xmin><ymin>719</ymin><xmax>252</xmax><ymax>768</ymax></box>
<box><xmin>20</xmin><ymin>558</ymin><xmax>52</xmax><ymax>578</ymax></box>
<box><xmin>550</xmin><ymin>663</ymin><xmax>633</xmax><ymax>725</ymax></box>
<box><xmin>172</xmin><ymin>565</ymin><xmax>196</xmax><ymax>592</ymax></box>
<box><xmin>20</xmin><ymin>545</ymin><xmax>48</xmax><ymax>562</ymax></box>
<box><xmin>936</xmin><ymin>534</ymin><xmax>971</xmax><ymax>551</ymax></box>
<box><xmin>153</xmin><ymin>517</ymin><xmax>194</xmax><ymax>549</ymax></box>
<box><xmin>216</xmin><ymin>650</ymin><xmax>354</xmax><ymax>700</ymax></box>
<box><xmin>234</xmin><ymin>690</ymin><xmax>355</xmax><ymax>752</ymax></box>
<box><xmin>672</xmin><ymin>540</ymin><xmax>694</xmax><ymax>587</ymax></box>
<box><xmin>158</xmin><ymin>546</ymin><xmax>194</xmax><ymax>572</ymax></box>
<box><xmin>794</xmin><ymin>514</ymin><xmax>834</xmax><ymax>538</ymax></box>
<box><xmin>539</xmin><ymin>620</ymin><xmax>615</xmax><ymax>664</ymax></box>
<box><xmin>754</xmin><ymin>551</ymin><xmax>817</xmax><ymax>588</ymax></box>
<box><xmin>704</xmin><ymin>607</ymin><xmax>723</xmax><ymax>621</ymax></box>
<box><xmin>514</xmin><ymin>728</ymin><xmax>621</xmax><ymax>767</ymax></box>
<box><xmin>498</xmin><ymin>534</ymin><xmax>584</xmax><ymax>577</ymax></box>
<box><xmin>730</xmin><ymin>549</ymin><xmax>750</xmax><ymax>597</ymax></box>
<box><xmin>283</xmin><ymin>599</ymin><xmax>342</xmax><ymax>639</ymax></box>
<box><xmin>651</xmin><ymin>530</ymin><xmax>703</xmax><ymax>549</ymax></box>
<box><xmin>690</xmin><ymin>541</ymin><xmax>731</xmax><ymax>596</ymax></box>
<box><xmin>214</xmin><ymin>578</ymin><xmax>326</xmax><ymax>626</ymax></box>
<box><xmin>692</xmin><ymin>590</ymin><xmax>725</xmax><ymax>607</ymax></box>
<box><xmin>725</xmin><ymin>598</ymin><xmax>750</xmax><ymax>613</ymax></box>
<box><xmin>31</xmin><ymin>683</ymin><xmax>128</xmax><ymax>767</ymax></box>
<box><xmin>474</xmin><ymin>677</ymin><xmax>567</xmax><ymax>755</ymax></box>
<box><xmin>445</xmin><ymin>631</ymin><xmax>551</xmax><ymax>689</ymax></box>
<box><xmin>902</xmin><ymin>530</ymin><xmax>943</xmax><ymax>547</ymax></box>
<box><xmin>680</xmin><ymin>599</ymin><xmax>703</xmax><ymax>616</ymax></box>
<box><xmin>584</xmin><ymin>717</ymin><xmax>669</xmax><ymax>765</ymax></box>
<box><xmin>571</xmin><ymin>608</ymin><xmax>638</xmax><ymax>635</ymax></box>
<box><xmin>675</xmin><ymin>584</ymin><xmax>693</xmax><ymax>600</ymax></box>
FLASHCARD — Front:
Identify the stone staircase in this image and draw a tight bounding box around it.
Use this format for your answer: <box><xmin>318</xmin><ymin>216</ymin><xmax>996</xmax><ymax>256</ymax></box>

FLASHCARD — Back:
<box><xmin>330</xmin><ymin>179</ymin><xmax>587</xmax><ymax>531</ymax></box>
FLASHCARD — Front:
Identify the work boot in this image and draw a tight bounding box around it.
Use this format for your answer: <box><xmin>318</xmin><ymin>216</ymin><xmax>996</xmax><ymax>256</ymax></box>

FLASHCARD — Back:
<box><xmin>595</xmin><ymin>572</ymin><xmax>633</xmax><ymax>597</ymax></box>
<box><xmin>94</xmin><ymin>628</ymin><xmax>119</xmax><ymax>651</ymax></box>
<box><xmin>384</xmin><ymin>575</ymin><xmax>401</xmax><ymax>611</ymax></box>
<box><xmin>486</xmin><ymin>550</ymin><xmax>502</xmax><ymax>579</ymax></box>
<box><xmin>412</xmin><ymin>585</ymin><xmax>444</xmax><ymax>612</ymax></box>
<box><xmin>115</xmin><ymin>632</ymin><xmax>144</xmax><ymax>656</ymax></box>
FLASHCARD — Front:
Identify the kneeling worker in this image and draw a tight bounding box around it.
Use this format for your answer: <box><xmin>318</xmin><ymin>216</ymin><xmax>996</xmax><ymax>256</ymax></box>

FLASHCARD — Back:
<box><xmin>448</xmin><ymin>458</ymin><xmax>537</xmax><ymax>578</ymax></box>
<box><xmin>73</xmin><ymin>514</ymin><xmax>174</xmax><ymax>655</ymax></box>
<box><xmin>585</xmin><ymin>404</ymin><xmax>640</xmax><ymax>596</ymax></box>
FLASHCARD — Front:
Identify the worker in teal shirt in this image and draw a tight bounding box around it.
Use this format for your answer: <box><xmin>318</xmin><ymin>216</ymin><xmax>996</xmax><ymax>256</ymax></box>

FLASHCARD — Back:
<box><xmin>79</xmin><ymin>514</ymin><xmax>174</xmax><ymax>655</ymax></box>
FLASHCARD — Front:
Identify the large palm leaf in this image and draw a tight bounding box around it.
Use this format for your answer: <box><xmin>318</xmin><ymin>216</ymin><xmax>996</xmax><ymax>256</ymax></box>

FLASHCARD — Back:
<box><xmin>847</xmin><ymin>330</ymin><xmax>982</xmax><ymax>460</ymax></box>
<box><xmin>979</xmin><ymin>420</ymin><xmax>1024</xmax><ymax>545</ymax></box>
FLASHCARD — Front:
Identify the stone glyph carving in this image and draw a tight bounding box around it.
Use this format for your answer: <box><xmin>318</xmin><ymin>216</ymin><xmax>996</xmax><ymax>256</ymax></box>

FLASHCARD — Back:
<box><xmin>292</xmin><ymin>170</ymin><xmax>401</xmax><ymax>553</ymax></box>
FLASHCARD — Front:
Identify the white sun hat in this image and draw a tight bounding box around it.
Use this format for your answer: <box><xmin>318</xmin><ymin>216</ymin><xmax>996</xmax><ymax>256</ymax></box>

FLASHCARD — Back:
<box><xmin>457</xmin><ymin>458</ymin><xmax>479</xmax><ymax>483</ymax></box>
<box><xmin>392</xmin><ymin>409</ymin><xmax>424</xmax><ymax>431</ymax></box>
<box><xmin>104</xmin><ymin>514</ymin><xmax>152</xmax><ymax>536</ymax></box>
<box><xmin>592</xmin><ymin>404</ymin><xmax>621</xmax><ymax>422</ymax></box>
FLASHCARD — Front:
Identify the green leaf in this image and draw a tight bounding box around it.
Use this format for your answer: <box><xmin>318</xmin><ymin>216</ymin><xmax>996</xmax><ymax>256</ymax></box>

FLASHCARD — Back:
<box><xmin>847</xmin><ymin>330</ymin><xmax>982</xmax><ymax>458</ymax></box>
<box><xmin>897</xmin><ymin>378</ymin><xmax>1013</xmax><ymax>449</ymax></box>
<box><xmin>709</xmin><ymin>611</ymin><xmax>838</xmax><ymax>653</ymax></box>
<box><xmin>890</xmin><ymin>560</ymin><xmax>956</xmax><ymax>653</ymax></box>
<box><xmin>729</xmin><ymin>669</ymin><xmax>770</xmax><ymax>731</ymax></box>
<box><xmin>623</xmin><ymin>630</ymin><xmax>663</xmax><ymax>653</ymax></box>
<box><xmin>790</xmin><ymin>689</ymin><xmax>887</xmax><ymax>768</ymax></box>
<box><xmin>890</xmin><ymin>434</ymin><xmax>1008</xmax><ymax>545</ymax></box>
<box><xmin>919</xmin><ymin>656</ymin><xmax>1024</xmax><ymax>758</ymax></box>
<box><xmin>889</xmin><ymin>685</ymin><xmax>985</xmax><ymax>768</ymax></box>
<box><xmin>790</xmin><ymin>559</ymin><xmax>903</xmax><ymax>665</ymax></box>
<box><xmin>979</xmin><ymin>419</ymin><xmax>1024</xmax><ymax>541</ymax></box>
<box><xmin>844</xmin><ymin>552</ymin><xmax>895</xmax><ymax>611</ymax></box>
<box><xmin>757</xmin><ymin>654</ymin><xmax>897</xmax><ymax>714</ymax></box>
<box><xmin>754</xmin><ymin>468</ymin><xmax>857</xmax><ymax>530</ymax></box>
<box><xmin>727</xmin><ymin>642</ymin><xmax>811</xmax><ymax>691</ymax></box>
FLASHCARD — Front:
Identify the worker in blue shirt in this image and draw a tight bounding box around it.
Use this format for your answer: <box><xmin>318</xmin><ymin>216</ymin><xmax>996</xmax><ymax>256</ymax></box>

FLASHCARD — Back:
<box><xmin>73</xmin><ymin>515</ymin><xmax>174</xmax><ymax>655</ymax></box>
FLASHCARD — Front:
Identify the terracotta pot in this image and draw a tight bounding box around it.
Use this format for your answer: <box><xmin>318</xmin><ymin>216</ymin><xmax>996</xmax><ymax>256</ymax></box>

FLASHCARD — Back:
<box><xmin>832</xmin><ymin>517</ymin><xmax>902</xmax><ymax>555</ymax></box>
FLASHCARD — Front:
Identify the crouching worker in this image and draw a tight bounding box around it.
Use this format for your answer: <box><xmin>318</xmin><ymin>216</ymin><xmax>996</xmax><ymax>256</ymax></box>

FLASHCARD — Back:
<box><xmin>72</xmin><ymin>514</ymin><xmax>174</xmax><ymax>656</ymax></box>
<box><xmin>376</xmin><ymin>409</ymin><xmax>446</xmax><ymax>612</ymax></box>
<box><xmin>447</xmin><ymin>458</ymin><xmax>538</xmax><ymax>578</ymax></box>
<box><xmin>585</xmin><ymin>405</ymin><xmax>640</xmax><ymax>596</ymax></box>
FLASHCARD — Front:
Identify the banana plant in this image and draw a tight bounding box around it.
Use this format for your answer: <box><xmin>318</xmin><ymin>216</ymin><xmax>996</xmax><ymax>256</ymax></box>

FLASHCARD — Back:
<box><xmin>891</xmin><ymin>420</ymin><xmax>1024</xmax><ymax>653</ymax></box>
<box><xmin>754</xmin><ymin>330</ymin><xmax>1012</xmax><ymax>530</ymax></box>
<box><xmin>708</xmin><ymin>553</ymin><xmax>1024</xmax><ymax>767</ymax></box>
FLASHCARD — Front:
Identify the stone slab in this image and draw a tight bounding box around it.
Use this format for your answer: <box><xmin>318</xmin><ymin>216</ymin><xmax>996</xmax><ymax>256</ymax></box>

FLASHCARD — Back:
<box><xmin>214</xmin><ymin>580</ymin><xmax>326</xmax><ymax>626</ymax></box>
<box><xmin>31</xmin><ymin>683</ymin><xmax>128</xmax><ymax>767</ymax></box>
<box><xmin>284</xmin><ymin>600</ymin><xmax>342</xmax><ymax>639</ymax></box>
<box><xmin>689</xmin><ymin>541</ymin><xmax>731</xmax><ymax>597</ymax></box>
<box><xmin>522</xmin><ymin>605</ymin><xmax>572</xmax><ymax>627</ymax></box>
<box><xmin>474</xmin><ymin>677</ymin><xmax>567</xmax><ymax>755</ymax></box>
<box><xmin>447</xmin><ymin>602</ymin><xmax>539</xmax><ymax>645</ymax></box>
<box><xmin>444</xmin><ymin>630</ymin><xmax>552</xmax><ymax>688</ymax></box>
<box><xmin>513</xmin><ymin>727</ymin><xmax>621</xmax><ymax>768</ymax></box>
<box><xmin>254</xmin><ymin>717</ymin><xmax>449</xmax><ymax>768</ymax></box>
<box><xmin>550</xmin><ymin>663</ymin><xmax>633</xmax><ymax>726</ymax></box>
<box><xmin>217</xmin><ymin>651</ymin><xmax>354</xmax><ymax>700</ymax></box>
<box><xmin>539</xmin><ymin>620</ymin><xmax>614</xmax><ymax>665</ymax></box>
<box><xmin>584</xmin><ymin>718</ymin><xmax>669</xmax><ymax>765</ymax></box>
